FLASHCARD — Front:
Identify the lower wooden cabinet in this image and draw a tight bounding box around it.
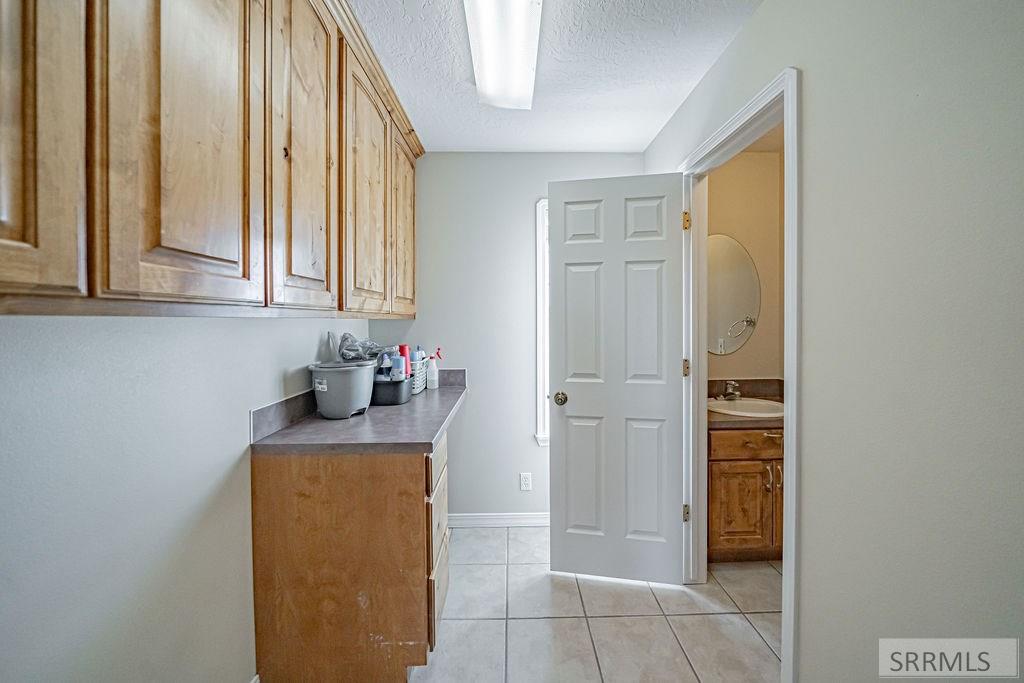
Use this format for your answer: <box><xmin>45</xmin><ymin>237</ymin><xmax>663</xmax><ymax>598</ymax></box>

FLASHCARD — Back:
<box><xmin>251</xmin><ymin>438</ymin><xmax>450</xmax><ymax>682</ymax></box>
<box><xmin>708</xmin><ymin>429</ymin><xmax>783</xmax><ymax>561</ymax></box>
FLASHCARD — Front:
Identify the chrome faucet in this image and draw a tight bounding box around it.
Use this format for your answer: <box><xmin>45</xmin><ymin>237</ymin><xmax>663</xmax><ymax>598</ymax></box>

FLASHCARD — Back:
<box><xmin>724</xmin><ymin>380</ymin><xmax>741</xmax><ymax>400</ymax></box>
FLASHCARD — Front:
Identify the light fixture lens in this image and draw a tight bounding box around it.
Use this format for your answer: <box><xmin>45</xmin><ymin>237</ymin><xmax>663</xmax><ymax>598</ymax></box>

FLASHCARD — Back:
<box><xmin>464</xmin><ymin>0</ymin><xmax>543</xmax><ymax>110</ymax></box>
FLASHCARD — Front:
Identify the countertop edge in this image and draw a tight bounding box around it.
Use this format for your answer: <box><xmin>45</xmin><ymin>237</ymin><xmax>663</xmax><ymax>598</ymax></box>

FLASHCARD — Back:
<box><xmin>425</xmin><ymin>388</ymin><xmax>467</xmax><ymax>452</ymax></box>
<box><xmin>707</xmin><ymin>411</ymin><xmax>784</xmax><ymax>431</ymax></box>
<box><xmin>250</xmin><ymin>387</ymin><xmax>467</xmax><ymax>456</ymax></box>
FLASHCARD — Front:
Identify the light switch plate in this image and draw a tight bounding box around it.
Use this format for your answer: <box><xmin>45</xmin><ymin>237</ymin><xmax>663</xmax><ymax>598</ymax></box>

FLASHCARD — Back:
<box><xmin>519</xmin><ymin>472</ymin><xmax>533</xmax><ymax>491</ymax></box>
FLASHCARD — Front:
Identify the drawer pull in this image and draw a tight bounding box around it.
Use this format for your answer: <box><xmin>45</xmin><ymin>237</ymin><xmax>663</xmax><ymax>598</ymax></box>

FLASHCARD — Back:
<box><xmin>763</xmin><ymin>432</ymin><xmax>783</xmax><ymax>439</ymax></box>
<box><xmin>765</xmin><ymin>464</ymin><xmax>773</xmax><ymax>491</ymax></box>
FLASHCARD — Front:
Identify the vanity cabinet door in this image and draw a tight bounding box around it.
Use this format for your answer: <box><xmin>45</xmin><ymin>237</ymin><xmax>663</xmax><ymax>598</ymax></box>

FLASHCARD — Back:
<box><xmin>96</xmin><ymin>0</ymin><xmax>266</xmax><ymax>304</ymax></box>
<box><xmin>708</xmin><ymin>460</ymin><xmax>773</xmax><ymax>558</ymax></box>
<box><xmin>342</xmin><ymin>47</ymin><xmax>390</xmax><ymax>314</ymax></box>
<box><xmin>267</xmin><ymin>0</ymin><xmax>340</xmax><ymax>309</ymax></box>
<box><xmin>0</xmin><ymin>0</ymin><xmax>87</xmax><ymax>297</ymax></box>
<box><xmin>389</xmin><ymin>125</ymin><xmax>416</xmax><ymax>315</ymax></box>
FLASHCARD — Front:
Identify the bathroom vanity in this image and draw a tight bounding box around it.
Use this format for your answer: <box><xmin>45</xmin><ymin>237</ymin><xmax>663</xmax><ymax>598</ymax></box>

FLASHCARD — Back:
<box><xmin>708</xmin><ymin>407</ymin><xmax>784</xmax><ymax>562</ymax></box>
<box><xmin>249</xmin><ymin>378</ymin><xmax>465</xmax><ymax>682</ymax></box>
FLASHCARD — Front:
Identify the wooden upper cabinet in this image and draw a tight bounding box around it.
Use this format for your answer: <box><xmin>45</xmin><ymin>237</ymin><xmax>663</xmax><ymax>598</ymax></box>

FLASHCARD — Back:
<box><xmin>94</xmin><ymin>0</ymin><xmax>266</xmax><ymax>304</ymax></box>
<box><xmin>343</xmin><ymin>47</ymin><xmax>390</xmax><ymax>314</ymax></box>
<box><xmin>0</xmin><ymin>0</ymin><xmax>87</xmax><ymax>296</ymax></box>
<box><xmin>268</xmin><ymin>0</ymin><xmax>340</xmax><ymax>309</ymax></box>
<box><xmin>390</xmin><ymin>124</ymin><xmax>416</xmax><ymax>316</ymax></box>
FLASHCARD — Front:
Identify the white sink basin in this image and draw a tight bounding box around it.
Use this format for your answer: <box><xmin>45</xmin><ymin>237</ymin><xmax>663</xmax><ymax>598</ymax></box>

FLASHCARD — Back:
<box><xmin>708</xmin><ymin>398</ymin><xmax>784</xmax><ymax>418</ymax></box>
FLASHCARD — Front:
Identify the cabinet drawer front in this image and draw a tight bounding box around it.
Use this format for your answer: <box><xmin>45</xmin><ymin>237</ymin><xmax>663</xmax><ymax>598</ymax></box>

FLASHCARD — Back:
<box><xmin>709</xmin><ymin>430</ymin><xmax>783</xmax><ymax>460</ymax></box>
<box><xmin>427</xmin><ymin>432</ymin><xmax>448</xmax><ymax>496</ymax></box>
<box><xmin>426</xmin><ymin>465</ymin><xmax>449</xmax><ymax>569</ymax></box>
<box><xmin>427</xmin><ymin>528</ymin><xmax>450</xmax><ymax>651</ymax></box>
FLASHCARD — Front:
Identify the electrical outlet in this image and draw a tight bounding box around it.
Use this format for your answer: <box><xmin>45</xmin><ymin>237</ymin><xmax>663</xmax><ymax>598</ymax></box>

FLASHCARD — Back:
<box><xmin>519</xmin><ymin>472</ymin><xmax>533</xmax><ymax>491</ymax></box>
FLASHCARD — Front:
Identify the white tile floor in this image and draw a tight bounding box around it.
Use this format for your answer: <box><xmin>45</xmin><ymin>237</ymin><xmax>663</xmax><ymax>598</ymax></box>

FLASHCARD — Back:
<box><xmin>410</xmin><ymin>526</ymin><xmax>783</xmax><ymax>682</ymax></box>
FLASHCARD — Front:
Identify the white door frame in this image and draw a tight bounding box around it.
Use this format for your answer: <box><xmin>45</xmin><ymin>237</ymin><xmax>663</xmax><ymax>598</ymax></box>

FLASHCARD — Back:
<box><xmin>677</xmin><ymin>67</ymin><xmax>800</xmax><ymax>682</ymax></box>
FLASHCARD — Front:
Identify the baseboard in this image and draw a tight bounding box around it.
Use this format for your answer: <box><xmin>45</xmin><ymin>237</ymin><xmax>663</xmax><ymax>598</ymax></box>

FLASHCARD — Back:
<box><xmin>448</xmin><ymin>512</ymin><xmax>549</xmax><ymax>527</ymax></box>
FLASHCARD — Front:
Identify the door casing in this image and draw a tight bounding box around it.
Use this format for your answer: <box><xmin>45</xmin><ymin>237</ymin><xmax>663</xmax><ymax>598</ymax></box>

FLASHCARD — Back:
<box><xmin>677</xmin><ymin>67</ymin><xmax>800</xmax><ymax>682</ymax></box>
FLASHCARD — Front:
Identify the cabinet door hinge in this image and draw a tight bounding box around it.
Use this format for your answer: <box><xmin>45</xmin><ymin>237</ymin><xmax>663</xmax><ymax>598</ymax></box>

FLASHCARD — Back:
<box><xmin>682</xmin><ymin>358</ymin><xmax>690</xmax><ymax>377</ymax></box>
<box><xmin>682</xmin><ymin>211</ymin><xmax>691</xmax><ymax>230</ymax></box>
<box><xmin>682</xmin><ymin>504</ymin><xmax>691</xmax><ymax>523</ymax></box>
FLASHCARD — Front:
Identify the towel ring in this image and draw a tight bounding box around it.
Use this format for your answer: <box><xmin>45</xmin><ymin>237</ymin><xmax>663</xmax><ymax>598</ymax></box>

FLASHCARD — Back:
<box><xmin>727</xmin><ymin>315</ymin><xmax>757</xmax><ymax>338</ymax></box>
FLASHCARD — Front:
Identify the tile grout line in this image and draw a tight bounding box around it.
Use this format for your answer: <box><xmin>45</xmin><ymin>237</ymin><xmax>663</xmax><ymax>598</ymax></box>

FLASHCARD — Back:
<box><xmin>576</xmin><ymin>574</ymin><xmax>605</xmax><ymax>683</ymax></box>
<box><xmin>741</xmin><ymin>610</ymin><xmax>782</xmax><ymax>663</ymax></box>
<box><xmin>711</xmin><ymin>571</ymin><xmax>782</xmax><ymax>663</ymax></box>
<box><xmin>649</xmin><ymin>583</ymin><xmax>703</xmax><ymax>683</ymax></box>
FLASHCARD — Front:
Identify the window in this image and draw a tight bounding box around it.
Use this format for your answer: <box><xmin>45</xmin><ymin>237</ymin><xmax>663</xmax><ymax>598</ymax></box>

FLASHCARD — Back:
<box><xmin>535</xmin><ymin>198</ymin><xmax>549</xmax><ymax>446</ymax></box>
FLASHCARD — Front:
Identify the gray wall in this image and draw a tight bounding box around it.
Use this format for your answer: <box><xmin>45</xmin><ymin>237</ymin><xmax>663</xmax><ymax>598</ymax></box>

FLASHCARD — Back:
<box><xmin>644</xmin><ymin>0</ymin><xmax>1024</xmax><ymax>678</ymax></box>
<box><xmin>371</xmin><ymin>152</ymin><xmax>643</xmax><ymax>517</ymax></box>
<box><xmin>0</xmin><ymin>316</ymin><xmax>367</xmax><ymax>681</ymax></box>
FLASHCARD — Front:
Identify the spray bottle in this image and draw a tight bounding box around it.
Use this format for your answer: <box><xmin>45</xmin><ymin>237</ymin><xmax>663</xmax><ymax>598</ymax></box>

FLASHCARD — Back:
<box><xmin>426</xmin><ymin>347</ymin><xmax>443</xmax><ymax>390</ymax></box>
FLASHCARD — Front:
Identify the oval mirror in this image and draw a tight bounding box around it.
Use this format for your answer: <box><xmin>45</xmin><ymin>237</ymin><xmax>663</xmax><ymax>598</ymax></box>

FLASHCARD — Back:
<box><xmin>707</xmin><ymin>234</ymin><xmax>760</xmax><ymax>355</ymax></box>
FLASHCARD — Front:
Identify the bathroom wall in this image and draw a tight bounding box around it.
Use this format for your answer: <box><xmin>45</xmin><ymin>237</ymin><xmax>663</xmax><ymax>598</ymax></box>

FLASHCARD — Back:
<box><xmin>707</xmin><ymin>151</ymin><xmax>784</xmax><ymax>380</ymax></box>
<box><xmin>644</xmin><ymin>0</ymin><xmax>1024</xmax><ymax>679</ymax></box>
<box><xmin>370</xmin><ymin>152</ymin><xmax>644</xmax><ymax>518</ymax></box>
<box><xmin>0</xmin><ymin>316</ymin><xmax>367</xmax><ymax>681</ymax></box>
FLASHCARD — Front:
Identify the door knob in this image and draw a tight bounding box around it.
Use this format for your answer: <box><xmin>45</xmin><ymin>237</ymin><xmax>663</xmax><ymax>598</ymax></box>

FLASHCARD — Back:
<box><xmin>553</xmin><ymin>391</ymin><xmax>568</xmax><ymax>406</ymax></box>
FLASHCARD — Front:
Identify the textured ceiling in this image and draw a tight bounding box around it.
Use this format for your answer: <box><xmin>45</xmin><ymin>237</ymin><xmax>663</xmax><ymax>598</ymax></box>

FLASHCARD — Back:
<box><xmin>346</xmin><ymin>0</ymin><xmax>762</xmax><ymax>152</ymax></box>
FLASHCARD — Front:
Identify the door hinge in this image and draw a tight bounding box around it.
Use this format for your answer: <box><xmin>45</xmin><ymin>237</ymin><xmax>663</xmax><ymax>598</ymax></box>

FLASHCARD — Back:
<box><xmin>681</xmin><ymin>211</ymin><xmax>691</xmax><ymax>230</ymax></box>
<box><xmin>682</xmin><ymin>504</ymin><xmax>690</xmax><ymax>523</ymax></box>
<box><xmin>682</xmin><ymin>358</ymin><xmax>690</xmax><ymax>377</ymax></box>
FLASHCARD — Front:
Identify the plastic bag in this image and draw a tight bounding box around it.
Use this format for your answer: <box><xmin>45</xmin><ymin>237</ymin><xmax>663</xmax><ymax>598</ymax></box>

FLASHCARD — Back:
<box><xmin>332</xmin><ymin>332</ymin><xmax>395</xmax><ymax>361</ymax></box>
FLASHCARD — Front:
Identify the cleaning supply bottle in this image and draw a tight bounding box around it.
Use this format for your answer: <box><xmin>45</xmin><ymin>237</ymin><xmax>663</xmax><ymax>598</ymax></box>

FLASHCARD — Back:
<box><xmin>426</xmin><ymin>347</ymin><xmax>443</xmax><ymax>389</ymax></box>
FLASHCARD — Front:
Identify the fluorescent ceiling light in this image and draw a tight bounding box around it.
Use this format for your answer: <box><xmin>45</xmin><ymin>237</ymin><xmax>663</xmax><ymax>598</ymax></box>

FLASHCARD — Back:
<box><xmin>464</xmin><ymin>0</ymin><xmax>543</xmax><ymax>110</ymax></box>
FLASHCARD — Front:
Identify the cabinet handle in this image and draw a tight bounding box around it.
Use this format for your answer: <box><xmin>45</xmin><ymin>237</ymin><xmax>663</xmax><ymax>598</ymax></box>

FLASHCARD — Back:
<box><xmin>283</xmin><ymin>146</ymin><xmax>290</xmax><ymax>159</ymax></box>
<box><xmin>776</xmin><ymin>463</ymin><xmax>783</xmax><ymax>490</ymax></box>
<box><xmin>763</xmin><ymin>432</ymin><xmax>783</xmax><ymax>439</ymax></box>
<box><xmin>765</xmin><ymin>464</ymin><xmax>773</xmax><ymax>491</ymax></box>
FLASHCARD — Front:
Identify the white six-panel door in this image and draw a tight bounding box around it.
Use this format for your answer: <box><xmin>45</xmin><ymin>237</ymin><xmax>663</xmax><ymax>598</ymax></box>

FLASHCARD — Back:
<box><xmin>549</xmin><ymin>173</ymin><xmax>686</xmax><ymax>584</ymax></box>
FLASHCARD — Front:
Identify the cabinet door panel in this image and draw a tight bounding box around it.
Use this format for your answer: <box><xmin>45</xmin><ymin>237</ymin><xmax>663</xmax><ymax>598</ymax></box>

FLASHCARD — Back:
<box><xmin>268</xmin><ymin>0</ymin><xmax>339</xmax><ymax>308</ymax></box>
<box><xmin>390</xmin><ymin>128</ymin><xmax>416</xmax><ymax>315</ymax></box>
<box><xmin>343</xmin><ymin>48</ymin><xmax>389</xmax><ymax>313</ymax></box>
<box><xmin>0</xmin><ymin>0</ymin><xmax>87</xmax><ymax>295</ymax></box>
<box><xmin>708</xmin><ymin>460</ymin><xmax>773</xmax><ymax>554</ymax></box>
<box><xmin>98</xmin><ymin>0</ymin><xmax>265</xmax><ymax>303</ymax></box>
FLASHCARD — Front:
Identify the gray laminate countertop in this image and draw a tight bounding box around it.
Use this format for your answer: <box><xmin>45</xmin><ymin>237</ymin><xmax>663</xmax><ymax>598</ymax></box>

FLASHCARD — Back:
<box><xmin>708</xmin><ymin>409</ymin><xmax>784</xmax><ymax>431</ymax></box>
<box><xmin>251</xmin><ymin>386</ymin><xmax>466</xmax><ymax>455</ymax></box>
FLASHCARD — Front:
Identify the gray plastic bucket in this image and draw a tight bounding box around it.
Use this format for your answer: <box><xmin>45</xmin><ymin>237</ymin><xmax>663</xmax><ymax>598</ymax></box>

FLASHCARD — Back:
<box><xmin>308</xmin><ymin>360</ymin><xmax>374</xmax><ymax>419</ymax></box>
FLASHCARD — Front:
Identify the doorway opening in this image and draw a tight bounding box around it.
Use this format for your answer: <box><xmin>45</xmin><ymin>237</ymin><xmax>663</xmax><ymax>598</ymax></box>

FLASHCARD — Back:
<box><xmin>680</xmin><ymin>67</ymin><xmax>800</xmax><ymax>681</ymax></box>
